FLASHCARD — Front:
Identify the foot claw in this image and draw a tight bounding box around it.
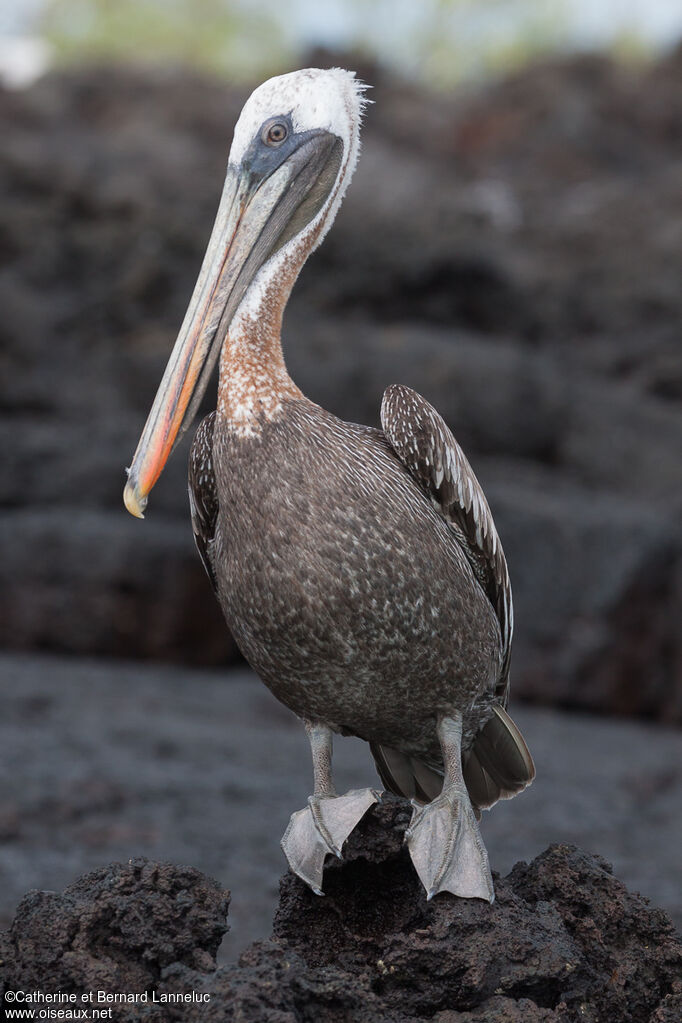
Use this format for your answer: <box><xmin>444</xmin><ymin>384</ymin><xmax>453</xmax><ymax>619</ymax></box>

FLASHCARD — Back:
<box><xmin>281</xmin><ymin>788</ymin><xmax>378</xmax><ymax>894</ymax></box>
<box><xmin>406</xmin><ymin>791</ymin><xmax>494</xmax><ymax>903</ymax></box>
<box><xmin>404</xmin><ymin>799</ymin><xmax>422</xmax><ymax>842</ymax></box>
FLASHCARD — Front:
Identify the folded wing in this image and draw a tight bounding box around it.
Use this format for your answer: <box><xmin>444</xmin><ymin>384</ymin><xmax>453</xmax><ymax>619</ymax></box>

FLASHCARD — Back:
<box><xmin>372</xmin><ymin>384</ymin><xmax>534</xmax><ymax>810</ymax></box>
<box><xmin>188</xmin><ymin>411</ymin><xmax>220</xmax><ymax>593</ymax></box>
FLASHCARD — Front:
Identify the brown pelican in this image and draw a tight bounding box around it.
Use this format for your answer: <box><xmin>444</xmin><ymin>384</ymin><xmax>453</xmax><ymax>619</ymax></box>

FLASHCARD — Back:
<box><xmin>124</xmin><ymin>68</ymin><xmax>534</xmax><ymax>901</ymax></box>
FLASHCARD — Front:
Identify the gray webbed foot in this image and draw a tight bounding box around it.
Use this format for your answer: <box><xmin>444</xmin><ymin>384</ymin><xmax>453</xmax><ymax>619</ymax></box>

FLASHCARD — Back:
<box><xmin>281</xmin><ymin>788</ymin><xmax>379</xmax><ymax>894</ymax></box>
<box><xmin>406</xmin><ymin>788</ymin><xmax>494</xmax><ymax>902</ymax></box>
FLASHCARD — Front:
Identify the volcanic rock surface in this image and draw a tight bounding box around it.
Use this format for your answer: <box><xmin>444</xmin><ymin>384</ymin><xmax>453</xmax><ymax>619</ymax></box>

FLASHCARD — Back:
<box><xmin>2</xmin><ymin>801</ymin><xmax>680</xmax><ymax>1022</ymax></box>
<box><xmin>1</xmin><ymin>49</ymin><xmax>681</xmax><ymax>720</ymax></box>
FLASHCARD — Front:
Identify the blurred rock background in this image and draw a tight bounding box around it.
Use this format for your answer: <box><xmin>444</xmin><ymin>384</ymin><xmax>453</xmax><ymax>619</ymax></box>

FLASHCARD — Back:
<box><xmin>0</xmin><ymin>0</ymin><xmax>681</xmax><ymax>956</ymax></box>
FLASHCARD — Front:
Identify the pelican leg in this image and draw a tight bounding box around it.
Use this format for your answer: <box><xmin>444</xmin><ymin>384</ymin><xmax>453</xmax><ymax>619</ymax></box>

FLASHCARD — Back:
<box><xmin>281</xmin><ymin>720</ymin><xmax>379</xmax><ymax>895</ymax></box>
<box><xmin>406</xmin><ymin>713</ymin><xmax>494</xmax><ymax>902</ymax></box>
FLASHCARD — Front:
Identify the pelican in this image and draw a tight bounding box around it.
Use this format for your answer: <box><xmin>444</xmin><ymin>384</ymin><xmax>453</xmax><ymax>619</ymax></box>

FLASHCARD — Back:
<box><xmin>124</xmin><ymin>68</ymin><xmax>534</xmax><ymax>901</ymax></box>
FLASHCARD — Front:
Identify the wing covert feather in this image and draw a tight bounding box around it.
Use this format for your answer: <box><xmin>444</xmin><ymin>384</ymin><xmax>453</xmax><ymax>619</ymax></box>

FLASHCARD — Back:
<box><xmin>381</xmin><ymin>383</ymin><xmax>513</xmax><ymax>702</ymax></box>
<box><xmin>188</xmin><ymin>411</ymin><xmax>219</xmax><ymax>592</ymax></box>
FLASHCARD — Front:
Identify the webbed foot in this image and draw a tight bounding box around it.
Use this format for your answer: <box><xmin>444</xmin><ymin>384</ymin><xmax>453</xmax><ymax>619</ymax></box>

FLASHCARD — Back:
<box><xmin>281</xmin><ymin>788</ymin><xmax>380</xmax><ymax>894</ymax></box>
<box><xmin>406</xmin><ymin>788</ymin><xmax>494</xmax><ymax>902</ymax></box>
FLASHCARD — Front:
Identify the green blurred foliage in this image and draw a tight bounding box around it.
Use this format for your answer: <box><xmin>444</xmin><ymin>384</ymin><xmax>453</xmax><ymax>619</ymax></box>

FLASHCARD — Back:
<box><xmin>40</xmin><ymin>0</ymin><xmax>653</xmax><ymax>86</ymax></box>
<box><xmin>344</xmin><ymin>0</ymin><xmax>573</xmax><ymax>86</ymax></box>
<box><xmin>41</xmin><ymin>0</ymin><xmax>290</xmax><ymax>79</ymax></box>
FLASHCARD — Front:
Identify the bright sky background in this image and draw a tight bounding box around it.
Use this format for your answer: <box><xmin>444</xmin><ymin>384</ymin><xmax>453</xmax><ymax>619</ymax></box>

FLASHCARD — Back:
<box><xmin>280</xmin><ymin>0</ymin><xmax>682</xmax><ymax>49</ymax></box>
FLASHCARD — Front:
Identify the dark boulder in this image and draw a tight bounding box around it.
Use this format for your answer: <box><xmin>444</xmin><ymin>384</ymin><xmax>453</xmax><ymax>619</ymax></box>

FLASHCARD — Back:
<box><xmin>1</xmin><ymin>53</ymin><xmax>681</xmax><ymax>718</ymax></box>
<box><xmin>2</xmin><ymin>801</ymin><xmax>680</xmax><ymax>1021</ymax></box>
<box><xmin>0</xmin><ymin>509</ymin><xmax>234</xmax><ymax>662</ymax></box>
<box><xmin>1</xmin><ymin>859</ymin><xmax>228</xmax><ymax>1021</ymax></box>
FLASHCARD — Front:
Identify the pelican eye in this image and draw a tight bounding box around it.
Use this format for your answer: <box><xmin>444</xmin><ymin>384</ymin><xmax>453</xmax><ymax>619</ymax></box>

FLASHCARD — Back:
<box><xmin>262</xmin><ymin>119</ymin><xmax>289</xmax><ymax>146</ymax></box>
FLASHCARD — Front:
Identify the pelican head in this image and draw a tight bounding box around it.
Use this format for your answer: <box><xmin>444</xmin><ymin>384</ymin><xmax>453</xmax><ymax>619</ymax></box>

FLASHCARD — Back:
<box><xmin>124</xmin><ymin>67</ymin><xmax>367</xmax><ymax>518</ymax></box>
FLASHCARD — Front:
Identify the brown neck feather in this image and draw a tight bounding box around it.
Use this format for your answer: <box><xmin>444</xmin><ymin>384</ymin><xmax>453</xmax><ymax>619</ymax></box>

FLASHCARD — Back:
<box><xmin>217</xmin><ymin>246</ymin><xmax>305</xmax><ymax>436</ymax></box>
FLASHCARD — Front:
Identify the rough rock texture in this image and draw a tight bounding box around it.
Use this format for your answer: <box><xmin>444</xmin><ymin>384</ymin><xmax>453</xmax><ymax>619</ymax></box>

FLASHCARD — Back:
<box><xmin>0</xmin><ymin>859</ymin><xmax>229</xmax><ymax>1021</ymax></box>
<box><xmin>2</xmin><ymin>802</ymin><xmax>680</xmax><ymax>1022</ymax></box>
<box><xmin>1</xmin><ymin>50</ymin><xmax>681</xmax><ymax>718</ymax></box>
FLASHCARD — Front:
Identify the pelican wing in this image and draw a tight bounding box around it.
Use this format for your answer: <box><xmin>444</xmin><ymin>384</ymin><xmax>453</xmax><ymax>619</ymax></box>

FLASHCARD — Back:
<box><xmin>188</xmin><ymin>412</ymin><xmax>220</xmax><ymax>592</ymax></box>
<box><xmin>380</xmin><ymin>384</ymin><xmax>512</xmax><ymax>704</ymax></box>
<box><xmin>377</xmin><ymin>385</ymin><xmax>534</xmax><ymax>810</ymax></box>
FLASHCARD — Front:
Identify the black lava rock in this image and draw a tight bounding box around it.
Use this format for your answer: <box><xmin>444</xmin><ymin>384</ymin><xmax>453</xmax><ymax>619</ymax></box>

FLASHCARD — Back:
<box><xmin>2</xmin><ymin>802</ymin><xmax>680</xmax><ymax>1021</ymax></box>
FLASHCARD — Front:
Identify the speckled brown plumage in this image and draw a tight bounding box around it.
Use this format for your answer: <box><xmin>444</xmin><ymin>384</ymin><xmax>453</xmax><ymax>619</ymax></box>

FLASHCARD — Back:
<box><xmin>189</xmin><ymin>389</ymin><xmax>520</xmax><ymax>794</ymax></box>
